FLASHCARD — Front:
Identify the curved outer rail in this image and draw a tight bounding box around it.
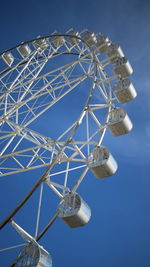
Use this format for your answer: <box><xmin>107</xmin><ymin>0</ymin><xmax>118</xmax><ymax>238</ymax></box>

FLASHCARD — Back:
<box><xmin>0</xmin><ymin>32</ymin><xmax>97</xmax><ymax>232</ymax></box>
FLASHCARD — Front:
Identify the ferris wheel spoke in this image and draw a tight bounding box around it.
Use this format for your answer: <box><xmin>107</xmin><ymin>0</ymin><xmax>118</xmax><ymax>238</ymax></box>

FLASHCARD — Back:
<box><xmin>8</xmin><ymin>50</ymin><xmax>41</xmax><ymax>91</ymax></box>
<box><xmin>1</xmin><ymin>55</ymin><xmax>94</xmax><ymax>127</ymax></box>
<box><xmin>0</xmin><ymin>30</ymin><xmax>136</xmax><ymax>266</ymax></box>
<box><xmin>0</xmin><ymin>134</ymin><xmax>54</xmax><ymax>157</ymax></box>
<box><xmin>46</xmin><ymin>179</ymin><xmax>63</xmax><ymax>198</ymax></box>
<box><xmin>26</xmin><ymin>147</ymin><xmax>41</xmax><ymax>168</ymax></box>
<box><xmin>0</xmin><ymin>135</ymin><xmax>16</xmax><ymax>157</ymax></box>
<box><xmin>0</xmin><ymin>65</ymin><xmax>89</xmax><ymax>126</ymax></box>
<box><xmin>96</xmin><ymin>83</ymin><xmax>110</xmax><ymax>102</ymax></box>
<box><xmin>35</xmin><ymin>182</ymin><xmax>43</xmax><ymax>238</ymax></box>
<box><xmin>0</xmin><ymin>61</ymin><xmax>45</xmax><ymax>101</ymax></box>
<box><xmin>50</xmin><ymin>164</ymin><xmax>87</xmax><ymax>178</ymax></box>
<box><xmin>2</xmin><ymin>53</ymin><xmax>88</xmax><ymax>96</ymax></box>
<box><xmin>86</xmin><ymin>111</ymin><xmax>90</xmax><ymax>155</ymax></box>
<box><xmin>0</xmin><ymin>48</ymin><xmax>93</xmax><ymax>100</ymax></box>
<box><xmin>72</xmin><ymin>166</ymin><xmax>89</xmax><ymax>192</ymax></box>
<box><xmin>6</xmin><ymin>120</ymin><xmax>54</xmax><ymax>147</ymax></box>
<box><xmin>63</xmin><ymin>161</ymin><xmax>70</xmax><ymax>194</ymax></box>
<box><xmin>47</xmin><ymin>180</ymin><xmax>70</xmax><ymax>192</ymax></box>
<box><xmin>89</xmin><ymin>110</ymin><xmax>102</xmax><ymax>127</ymax></box>
<box><xmin>69</xmin><ymin>128</ymin><xmax>101</xmax><ymax>160</ymax></box>
<box><xmin>0</xmin><ymin>243</ymin><xmax>25</xmax><ymax>253</ymax></box>
<box><xmin>0</xmin><ymin>58</ymin><xmax>50</xmax><ymax>115</ymax></box>
<box><xmin>71</xmin><ymin>141</ymin><xmax>87</xmax><ymax>160</ymax></box>
<box><xmin>0</xmin><ymin>103</ymin><xmax>106</xmax><ymax>175</ymax></box>
<box><xmin>97</xmin><ymin>108</ymin><xmax>111</xmax><ymax>147</ymax></box>
<box><xmin>36</xmin><ymin>212</ymin><xmax>58</xmax><ymax>242</ymax></box>
<box><xmin>57</xmin><ymin>121</ymin><xmax>77</xmax><ymax>141</ymax></box>
<box><xmin>0</xmin><ymin>163</ymin><xmax>50</xmax><ymax>177</ymax></box>
<box><xmin>12</xmin><ymin>156</ymin><xmax>25</xmax><ymax>168</ymax></box>
<box><xmin>23</xmin><ymin>75</ymin><xmax>89</xmax><ymax>128</ymax></box>
<box><xmin>0</xmin><ymin>50</ymin><xmax>37</xmax><ymax>78</ymax></box>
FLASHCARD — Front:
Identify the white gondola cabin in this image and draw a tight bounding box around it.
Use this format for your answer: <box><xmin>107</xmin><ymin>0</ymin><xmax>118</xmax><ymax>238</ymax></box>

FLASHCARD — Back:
<box><xmin>33</xmin><ymin>38</ymin><xmax>48</xmax><ymax>50</ymax></box>
<box><xmin>2</xmin><ymin>52</ymin><xmax>14</xmax><ymax>66</ymax></box>
<box><xmin>52</xmin><ymin>32</ymin><xmax>64</xmax><ymax>47</ymax></box>
<box><xmin>58</xmin><ymin>193</ymin><xmax>91</xmax><ymax>228</ymax></box>
<box><xmin>10</xmin><ymin>243</ymin><xmax>52</xmax><ymax>267</ymax></box>
<box><xmin>113</xmin><ymin>78</ymin><xmax>137</xmax><ymax>104</ymax></box>
<box><xmin>82</xmin><ymin>31</ymin><xmax>96</xmax><ymax>46</ymax></box>
<box><xmin>107</xmin><ymin>107</ymin><xmax>133</xmax><ymax>136</ymax></box>
<box><xmin>96</xmin><ymin>34</ymin><xmax>110</xmax><ymax>53</ymax></box>
<box><xmin>17</xmin><ymin>44</ymin><xmax>31</xmax><ymax>57</ymax></box>
<box><xmin>67</xmin><ymin>29</ymin><xmax>80</xmax><ymax>45</ymax></box>
<box><xmin>113</xmin><ymin>57</ymin><xmax>133</xmax><ymax>78</ymax></box>
<box><xmin>88</xmin><ymin>146</ymin><xmax>118</xmax><ymax>178</ymax></box>
<box><xmin>9</xmin><ymin>219</ymin><xmax>52</xmax><ymax>266</ymax></box>
<box><xmin>106</xmin><ymin>43</ymin><xmax>124</xmax><ymax>63</ymax></box>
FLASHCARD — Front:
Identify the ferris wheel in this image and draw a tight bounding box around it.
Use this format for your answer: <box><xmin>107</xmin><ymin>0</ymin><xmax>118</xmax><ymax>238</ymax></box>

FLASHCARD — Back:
<box><xmin>0</xmin><ymin>29</ymin><xmax>137</xmax><ymax>266</ymax></box>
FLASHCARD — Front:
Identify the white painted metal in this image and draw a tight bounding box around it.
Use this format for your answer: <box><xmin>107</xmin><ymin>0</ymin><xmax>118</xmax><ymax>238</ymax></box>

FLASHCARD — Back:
<box><xmin>67</xmin><ymin>29</ymin><xmax>80</xmax><ymax>45</ymax></box>
<box><xmin>106</xmin><ymin>43</ymin><xmax>124</xmax><ymax>63</ymax></box>
<box><xmin>113</xmin><ymin>57</ymin><xmax>133</xmax><ymax>77</ymax></box>
<box><xmin>0</xmin><ymin>243</ymin><xmax>25</xmax><ymax>253</ymax></box>
<box><xmin>82</xmin><ymin>30</ymin><xmax>96</xmax><ymax>46</ymax></box>
<box><xmin>9</xmin><ymin>221</ymin><xmax>52</xmax><ymax>266</ymax></box>
<box><xmin>107</xmin><ymin>107</ymin><xmax>133</xmax><ymax>136</ymax></box>
<box><xmin>2</xmin><ymin>51</ymin><xmax>14</xmax><ymax>66</ymax></box>
<box><xmin>33</xmin><ymin>37</ymin><xmax>49</xmax><ymax>50</ymax></box>
<box><xmin>88</xmin><ymin>146</ymin><xmax>118</xmax><ymax>178</ymax></box>
<box><xmin>58</xmin><ymin>192</ymin><xmax>91</xmax><ymax>227</ymax></box>
<box><xmin>17</xmin><ymin>44</ymin><xmax>31</xmax><ymax>57</ymax></box>
<box><xmin>113</xmin><ymin>78</ymin><xmax>137</xmax><ymax>103</ymax></box>
<box><xmin>52</xmin><ymin>31</ymin><xmax>64</xmax><ymax>47</ymax></box>
<box><xmin>35</xmin><ymin>183</ymin><xmax>43</xmax><ymax>238</ymax></box>
<box><xmin>0</xmin><ymin>30</ymin><xmax>136</xmax><ymax>262</ymax></box>
<box><xmin>96</xmin><ymin>34</ymin><xmax>110</xmax><ymax>53</ymax></box>
<box><xmin>9</xmin><ymin>243</ymin><xmax>52</xmax><ymax>267</ymax></box>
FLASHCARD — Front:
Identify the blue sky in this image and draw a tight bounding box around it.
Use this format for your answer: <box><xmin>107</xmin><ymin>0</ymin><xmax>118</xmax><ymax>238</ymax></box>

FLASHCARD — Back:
<box><xmin>0</xmin><ymin>0</ymin><xmax>150</xmax><ymax>266</ymax></box>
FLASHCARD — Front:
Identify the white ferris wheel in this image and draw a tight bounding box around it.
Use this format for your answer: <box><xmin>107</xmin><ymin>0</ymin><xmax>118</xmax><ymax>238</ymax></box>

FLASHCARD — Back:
<box><xmin>0</xmin><ymin>29</ymin><xmax>137</xmax><ymax>266</ymax></box>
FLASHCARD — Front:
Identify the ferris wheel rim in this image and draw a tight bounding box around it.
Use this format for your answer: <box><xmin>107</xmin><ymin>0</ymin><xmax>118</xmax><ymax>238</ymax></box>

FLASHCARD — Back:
<box><xmin>0</xmin><ymin>31</ymin><xmax>104</xmax><ymax>178</ymax></box>
<box><xmin>0</xmin><ymin>32</ymin><xmax>99</xmax><ymax>231</ymax></box>
<box><xmin>0</xmin><ymin>29</ymin><xmax>136</xmax><ymax>263</ymax></box>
